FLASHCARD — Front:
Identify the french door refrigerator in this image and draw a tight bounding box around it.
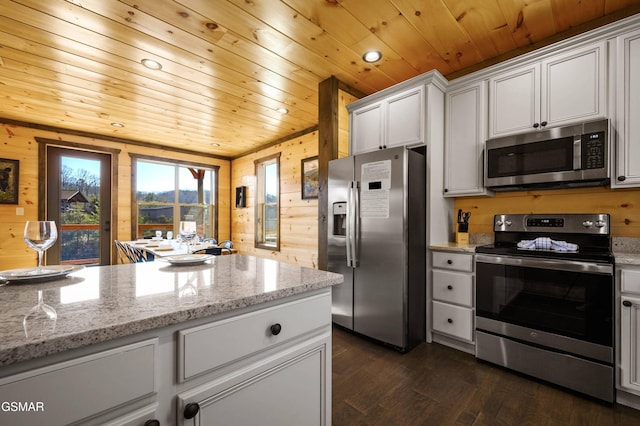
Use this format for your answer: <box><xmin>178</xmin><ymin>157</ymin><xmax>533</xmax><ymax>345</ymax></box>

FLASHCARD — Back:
<box><xmin>327</xmin><ymin>146</ymin><xmax>426</xmax><ymax>352</ymax></box>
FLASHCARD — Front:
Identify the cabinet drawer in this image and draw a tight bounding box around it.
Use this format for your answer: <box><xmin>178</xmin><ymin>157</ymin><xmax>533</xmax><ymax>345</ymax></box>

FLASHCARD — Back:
<box><xmin>432</xmin><ymin>251</ymin><xmax>473</xmax><ymax>272</ymax></box>
<box><xmin>0</xmin><ymin>339</ymin><xmax>157</xmax><ymax>426</ymax></box>
<box><xmin>432</xmin><ymin>270</ymin><xmax>473</xmax><ymax>307</ymax></box>
<box><xmin>179</xmin><ymin>292</ymin><xmax>331</xmax><ymax>381</ymax></box>
<box><xmin>432</xmin><ymin>301</ymin><xmax>474</xmax><ymax>342</ymax></box>
<box><xmin>621</xmin><ymin>268</ymin><xmax>640</xmax><ymax>295</ymax></box>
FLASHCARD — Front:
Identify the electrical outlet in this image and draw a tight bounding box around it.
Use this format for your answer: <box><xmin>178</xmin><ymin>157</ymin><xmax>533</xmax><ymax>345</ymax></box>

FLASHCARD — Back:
<box><xmin>16</xmin><ymin>207</ymin><xmax>24</xmax><ymax>216</ymax></box>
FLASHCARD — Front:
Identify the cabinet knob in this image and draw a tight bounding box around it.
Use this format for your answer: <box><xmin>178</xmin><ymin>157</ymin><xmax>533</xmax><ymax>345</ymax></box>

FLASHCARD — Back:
<box><xmin>378</xmin><ymin>146</ymin><xmax>383</xmax><ymax>150</ymax></box>
<box><xmin>270</xmin><ymin>323</ymin><xmax>282</xmax><ymax>335</ymax></box>
<box><xmin>618</xmin><ymin>176</ymin><xmax>626</xmax><ymax>182</ymax></box>
<box><xmin>540</xmin><ymin>121</ymin><xmax>548</xmax><ymax>127</ymax></box>
<box><xmin>447</xmin><ymin>318</ymin><xmax>453</xmax><ymax>324</ymax></box>
<box><xmin>184</xmin><ymin>402</ymin><xmax>200</xmax><ymax>419</ymax></box>
<box><xmin>447</xmin><ymin>259</ymin><xmax>453</xmax><ymax>265</ymax></box>
<box><xmin>533</xmin><ymin>123</ymin><xmax>540</xmax><ymax>128</ymax></box>
<box><xmin>623</xmin><ymin>300</ymin><xmax>633</xmax><ymax>307</ymax></box>
<box><xmin>444</xmin><ymin>188</ymin><xmax>448</xmax><ymax>193</ymax></box>
<box><xmin>144</xmin><ymin>421</ymin><xmax>160</xmax><ymax>426</ymax></box>
<box><xmin>447</xmin><ymin>285</ymin><xmax>453</xmax><ymax>290</ymax></box>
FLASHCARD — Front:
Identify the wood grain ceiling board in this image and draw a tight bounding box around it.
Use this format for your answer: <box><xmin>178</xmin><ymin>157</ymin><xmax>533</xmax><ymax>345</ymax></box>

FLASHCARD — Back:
<box><xmin>0</xmin><ymin>0</ymin><xmax>639</xmax><ymax>158</ymax></box>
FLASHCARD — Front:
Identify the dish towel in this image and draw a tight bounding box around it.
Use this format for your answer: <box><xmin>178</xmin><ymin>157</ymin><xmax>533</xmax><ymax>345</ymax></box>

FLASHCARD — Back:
<box><xmin>517</xmin><ymin>237</ymin><xmax>579</xmax><ymax>251</ymax></box>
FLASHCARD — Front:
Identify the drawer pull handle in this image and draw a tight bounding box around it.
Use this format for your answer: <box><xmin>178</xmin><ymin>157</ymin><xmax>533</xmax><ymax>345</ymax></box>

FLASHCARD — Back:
<box><xmin>447</xmin><ymin>259</ymin><xmax>453</xmax><ymax>265</ymax></box>
<box><xmin>184</xmin><ymin>402</ymin><xmax>200</xmax><ymax>419</ymax></box>
<box><xmin>270</xmin><ymin>323</ymin><xmax>282</xmax><ymax>335</ymax></box>
<box><xmin>447</xmin><ymin>285</ymin><xmax>453</xmax><ymax>290</ymax></box>
<box><xmin>447</xmin><ymin>318</ymin><xmax>453</xmax><ymax>324</ymax></box>
<box><xmin>623</xmin><ymin>300</ymin><xmax>633</xmax><ymax>307</ymax></box>
<box><xmin>144</xmin><ymin>421</ymin><xmax>160</xmax><ymax>426</ymax></box>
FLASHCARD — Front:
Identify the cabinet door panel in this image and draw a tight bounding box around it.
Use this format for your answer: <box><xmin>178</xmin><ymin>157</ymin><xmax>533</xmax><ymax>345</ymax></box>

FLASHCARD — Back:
<box><xmin>489</xmin><ymin>65</ymin><xmax>539</xmax><ymax>137</ymax></box>
<box><xmin>542</xmin><ymin>42</ymin><xmax>606</xmax><ymax>126</ymax></box>
<box><xmin>444</xmin><ymin>82</ymin><xmax>488</xmax><ymax>196</ymax></box>
<box><xmin>351</xmin><ymin>102</ymin><xmax>383</xmax><ymax>154</ymax></box>
<box><xmin>386</xmin><ymin>86</ymin><xmax>424</xmax><ymax>148</ymax></box>
<box><xmin>620</xmin><ymin>295</ymin><xmax>640</xmax><ymax>395</ymax></box>
<box><xmin>615</xmin><ymin>29</ymin><xmax>640</xmax><ymax>187</ymax></box>
<box><xmin>179</xmin><ymin>337</ymin><xmax>328</xmax><ymax>426</ymax></box>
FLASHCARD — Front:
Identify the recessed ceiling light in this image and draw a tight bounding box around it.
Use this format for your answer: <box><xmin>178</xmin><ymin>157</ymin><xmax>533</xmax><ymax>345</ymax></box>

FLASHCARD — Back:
<box><xmin>276</xmin><ymin>107</ymin><xmax>289</xmax><ymax>114</ymax></box>
<box><xmin>141</xmin><ymin>58</ymin><xmax>162</xmax><ymax>70</ymax></box>
<box><xmin>110</xmin><ymin>122</ymin><xmax>124</xmax><ymax>128</ymax></box>
<box><xmin>211</xmin><ymin>142</ymin><xmax>220</xmax><ymax>147</ymax></box>
<box><xmin>362</xmin><ymin>50</ymin><xmax>382</xmax><ymax>63</ymax></box>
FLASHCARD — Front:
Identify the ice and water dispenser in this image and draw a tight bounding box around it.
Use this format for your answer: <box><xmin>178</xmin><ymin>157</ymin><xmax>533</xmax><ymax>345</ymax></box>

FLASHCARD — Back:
<box><xmin>332</xmin><ymin>202</ymin><xmax>347</xmax><ymax>236</ymax></box>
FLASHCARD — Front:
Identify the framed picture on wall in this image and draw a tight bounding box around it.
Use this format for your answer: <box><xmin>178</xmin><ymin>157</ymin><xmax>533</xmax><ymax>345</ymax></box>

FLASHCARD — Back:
<box><xmin>0</xmin><ymin>158</ymin><xmax>19</xmax><ymax>204</ymax></box>
<box><xmin>301</xmin><ymin>156</ymin><xmax>319</xmax><ymax>200</ymax></box>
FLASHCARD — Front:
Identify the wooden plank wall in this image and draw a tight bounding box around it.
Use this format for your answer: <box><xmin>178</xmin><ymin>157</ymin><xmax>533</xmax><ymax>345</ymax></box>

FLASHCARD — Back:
<box><xmin>231</xmin><ymin>130</ymin><xmax>319</xmax><ymax>268</ymax></box>
<box><xmin>454</xmin><ymin>186</ymin><xmax>640</xmax><ymax>238</ymax></box>
<box><xmin>338</xmin><ymin>89</ymin><xmax>358</xmax><ymax>159</ymax></box>
<box><xmin>0</xmin><ymin>122</ymin><xmax>231</xmax><ymax>270</ymax></box>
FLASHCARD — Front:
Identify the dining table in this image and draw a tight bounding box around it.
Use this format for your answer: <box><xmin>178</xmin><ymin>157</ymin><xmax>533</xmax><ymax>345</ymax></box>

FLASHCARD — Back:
<box><xmin>124</xmin><ymin>239</ymin><xmax>236</xmax><ymax>259</ymax></box>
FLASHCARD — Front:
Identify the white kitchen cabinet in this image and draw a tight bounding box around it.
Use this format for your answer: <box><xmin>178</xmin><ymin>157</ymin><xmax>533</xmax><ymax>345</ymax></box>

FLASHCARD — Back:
<box><xmin>0</xmin><ymin>339</ymin><xmax>159</xmax><ymax>426</ymax></box>
<box><xmin>618</xmin><ymin>266</ymin><xmax>640</xmax><ymax>397</ymax></box>
<box><xmin>489</xmin><ymin>42</ymin><xmax>607</xmax><ymax>138</ymax></box>
<box><xmin>613</xmin><ymin>28</ymin><xmax>640</xmax><ymax>188</ymax></box>
<box><xmin>430</xmin><ymin>250</ymin><xmax>475</xmax><ymax>353</ymax></box>
<box><xmin>351</xmin><ymin>101</ymin><xmax>383</xmax><ymax>154</ymax></box>
<box><xmin>177</xmin><ymin>335</ymin><xmax>329</xmax><ymax>426</ymax></box>
<box><xmin>444</xmin><ymin>81</ymin><xmax>490</xmax><ymax>197</ymax></box>
<box><xmin>350</xmin><ymin>85</ymin><xmax>424</xmax><ymax>153</ymax></box>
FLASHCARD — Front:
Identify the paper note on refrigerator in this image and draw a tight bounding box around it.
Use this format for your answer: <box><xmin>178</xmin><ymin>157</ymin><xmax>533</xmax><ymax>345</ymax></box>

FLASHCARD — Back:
<box><xmin>360</xmin><ymin>160</ymin><xmax>391</xmax><ymax>218</ymax></box>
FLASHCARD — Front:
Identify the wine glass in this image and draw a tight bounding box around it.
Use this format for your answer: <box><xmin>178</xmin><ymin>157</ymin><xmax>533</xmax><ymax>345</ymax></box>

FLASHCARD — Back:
<box><xmin>179</xmin><ymin>221</ymin><xmax>197</xmax><ymax>254</ymax></box>
<box><xmin>23</xmin><ymin>290</ymin><xmax>57</xmax><ymax>339</ymax></box>
<box><xmin>24</xmin><ymin>221</ymin><xmax>58</xmax><ymax>273</ymax></box>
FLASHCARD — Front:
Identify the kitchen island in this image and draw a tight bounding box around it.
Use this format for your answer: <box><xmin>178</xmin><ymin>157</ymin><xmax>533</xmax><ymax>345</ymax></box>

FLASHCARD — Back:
<box><xmin>0</xmin><ymin>255</ymin><xmax>343</xmax><ymax>425</ymax></box>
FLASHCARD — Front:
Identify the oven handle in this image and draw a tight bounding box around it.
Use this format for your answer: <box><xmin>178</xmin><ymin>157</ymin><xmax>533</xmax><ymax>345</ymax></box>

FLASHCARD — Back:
<box><xmin>475</xmin><ymin>253</ymin><xmax>613</xmax><ymax>275</ymax></box>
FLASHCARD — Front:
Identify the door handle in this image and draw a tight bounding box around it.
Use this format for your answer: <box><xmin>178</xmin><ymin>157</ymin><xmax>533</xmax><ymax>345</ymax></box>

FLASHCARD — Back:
<box><xmin>104</xmin><ymin>220</ymin><xmax>111</xmax><ymax>232</ymax></box>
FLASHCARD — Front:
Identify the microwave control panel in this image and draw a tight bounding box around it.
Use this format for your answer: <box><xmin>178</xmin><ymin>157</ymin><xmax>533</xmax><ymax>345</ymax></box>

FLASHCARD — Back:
<box><xmin>581</xmin><ymin>131</ymin><xmax>605</xmax><ymax>169</ymax></box>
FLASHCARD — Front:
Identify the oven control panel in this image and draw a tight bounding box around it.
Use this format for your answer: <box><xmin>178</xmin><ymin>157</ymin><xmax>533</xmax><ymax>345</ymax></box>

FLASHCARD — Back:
<box><xmin>494</xmin><ymin>214</ymin><xmax>609</xmax><ymax>234</ymax></box>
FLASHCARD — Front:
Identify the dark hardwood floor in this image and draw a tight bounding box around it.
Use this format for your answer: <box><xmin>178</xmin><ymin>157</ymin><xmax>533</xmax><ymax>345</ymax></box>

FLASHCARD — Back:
<box><xmin>332</xmin><ymin>326</ymin><xmax>640</xmax><ymax>425</ymax></box>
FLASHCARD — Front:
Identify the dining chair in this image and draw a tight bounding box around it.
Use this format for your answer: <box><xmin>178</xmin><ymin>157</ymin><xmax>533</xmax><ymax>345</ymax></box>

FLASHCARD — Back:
<box><xmin>114</xmin><ymin>241</ymin><xmax>151</xmax><ymax>263</ymax></box>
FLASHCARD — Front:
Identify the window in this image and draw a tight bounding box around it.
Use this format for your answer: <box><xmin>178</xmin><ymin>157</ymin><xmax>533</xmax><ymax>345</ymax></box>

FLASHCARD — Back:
<box><xmin>255</xmin><ymin>153</ymin><xmax>280</xmax><ymax>250</ymax></box>
<box><xmin>132</xmin><ymin>157</ymin><xmax>218</xmax><ymax>240</ymax></box>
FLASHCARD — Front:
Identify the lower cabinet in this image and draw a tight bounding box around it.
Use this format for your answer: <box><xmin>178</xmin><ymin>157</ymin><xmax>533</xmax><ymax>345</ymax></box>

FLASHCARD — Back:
<box><xmin>618</xmin><ymin>266</ymin><xmax>640</xmax><ymax>398</ymax></box>
<box><xmin>0</xmin><ymin>290</ymin><xmax>332</xmax><ymax>426</ymax></box>
<box><xmin>177</xmin><ymin>335</ymin><xmax>329</xmax><ymax>426</ymax></box>
<box><xmin>430</xmin><ymin>250</ymin><xmax>475</xmax><ymax>353</ymax></box>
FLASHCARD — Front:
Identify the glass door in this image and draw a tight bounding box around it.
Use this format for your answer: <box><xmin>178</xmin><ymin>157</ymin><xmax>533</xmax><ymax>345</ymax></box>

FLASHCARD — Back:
<box><xmin>46</xmin><ymin>147</ymin><xmax>112</xmax><ymax>266</ymax></box>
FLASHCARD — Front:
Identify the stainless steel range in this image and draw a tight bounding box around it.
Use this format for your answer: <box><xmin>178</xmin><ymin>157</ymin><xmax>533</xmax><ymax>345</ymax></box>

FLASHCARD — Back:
<box><xmin>475</xmin><ymin>213</ymin><xmax>614</xmax><ymax>403</ymax></box>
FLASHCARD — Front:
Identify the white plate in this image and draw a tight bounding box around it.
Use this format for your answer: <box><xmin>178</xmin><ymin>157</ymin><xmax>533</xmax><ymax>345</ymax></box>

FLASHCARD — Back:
<box><xmin>160</xmin><ymin>254</ymin><xmax>214</xmax><ymax>265</ymax></box>
<box><xmin>0</xmin><ymin>265</ymin><xmax>85</xmax><ymax>283</ymax></box>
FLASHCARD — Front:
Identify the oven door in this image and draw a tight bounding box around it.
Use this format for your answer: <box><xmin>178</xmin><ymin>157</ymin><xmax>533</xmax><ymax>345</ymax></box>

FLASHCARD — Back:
<box><xmin>475</xmin><ymin>254</ymin><xmax>614</xmax><ymax>363</ymax></box>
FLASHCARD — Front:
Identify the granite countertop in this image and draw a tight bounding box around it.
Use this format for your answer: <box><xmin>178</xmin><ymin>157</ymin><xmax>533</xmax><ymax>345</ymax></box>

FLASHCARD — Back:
<box><xmin>429</xmin><ymin>242</ymin><xmax>479</xmax><ymax>253</ymax></box>
<box><xmin>614</xmin><ymin>252</ymin><xmax>640</xmax><ymax>265</ymax></box>
<box><xmin>0</xmin><ymin>255</ymin><xmax>343</xmax><ymax>367</ymax></box>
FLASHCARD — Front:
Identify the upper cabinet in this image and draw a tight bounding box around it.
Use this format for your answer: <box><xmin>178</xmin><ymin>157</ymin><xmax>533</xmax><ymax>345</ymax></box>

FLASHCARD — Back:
<box><xmin>613</xmin><ymin>28</ymin><xmax>640</xmax><ymax>188</ymax></box>
<box><xmin>489</xmin><ymin>42</ymin><xmax>607</xmax><ymax>138</ymax></box>
<box><xmin>350</xmin><ymin>85</ymin><xmax>425</xmax><ymax>154</ymax></box>
<box><xmin>444</xmin><ymin>81</ymin><xmax>490</xmax><ymax>197</ymax></box>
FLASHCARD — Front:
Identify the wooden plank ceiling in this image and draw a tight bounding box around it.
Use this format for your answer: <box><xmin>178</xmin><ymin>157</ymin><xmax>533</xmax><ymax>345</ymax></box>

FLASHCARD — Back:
<box><xmin>1</xmin><ymin>0</ymin><xmax>640</xmax><ymax>158</ymax></box>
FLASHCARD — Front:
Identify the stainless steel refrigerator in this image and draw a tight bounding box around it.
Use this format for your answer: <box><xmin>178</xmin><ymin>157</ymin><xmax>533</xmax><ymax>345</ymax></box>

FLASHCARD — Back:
<box><xmin>327</xmin><ymin>146</ymin><xmax>426</xmax><ymax>352</ymax></box>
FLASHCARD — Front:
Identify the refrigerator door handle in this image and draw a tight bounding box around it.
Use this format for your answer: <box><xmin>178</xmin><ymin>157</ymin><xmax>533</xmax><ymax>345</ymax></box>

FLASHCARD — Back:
<box><xmin>346</xmin><ymin>183</ymin><xmax>353</xmax><ymax>267</ymax></box>
<box><xmin>352</xmin><ymin>180</ymin><xmax>359</xmax><ymax>267</ymax></box>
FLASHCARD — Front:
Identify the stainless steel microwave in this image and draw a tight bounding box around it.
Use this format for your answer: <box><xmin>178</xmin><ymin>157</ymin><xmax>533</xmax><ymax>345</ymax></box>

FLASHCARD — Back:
<box><xmin>484</xmin><ymin>119</ymin><xmax>609</xmax><ymax>191</ymax></box>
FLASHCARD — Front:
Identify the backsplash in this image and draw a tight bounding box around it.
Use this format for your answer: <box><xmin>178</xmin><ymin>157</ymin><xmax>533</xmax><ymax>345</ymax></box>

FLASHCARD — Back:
<box><xmin>454</xmin><ymin>186</ymin><xmax>640</xmax><ymax>238</ymax></box>
<box><xmin>613</xmin><ymin>237</ymin><xmax>640</xmax><ymax>254</ymax></box>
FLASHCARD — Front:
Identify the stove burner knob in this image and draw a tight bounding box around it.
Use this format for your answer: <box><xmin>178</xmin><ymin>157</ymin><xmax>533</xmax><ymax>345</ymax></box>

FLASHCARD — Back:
<box><xmin>505</xmin><ymin>220</ymin><xmax>512</xmax><ymax>227</ymax></box>
<box><xmin>582</xmin><ymin>220</ymin><xmax>594</xmax><ymax>228</ymax></box>
<box><xmin>496</xmin><ymin>220</ymin><xmax>503</xmax><ymax>226</ymax></box>
<box><xmin>595</xmin><ymin>220</ymin><xmax>606</xmax><ymax>228</ymax></box>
